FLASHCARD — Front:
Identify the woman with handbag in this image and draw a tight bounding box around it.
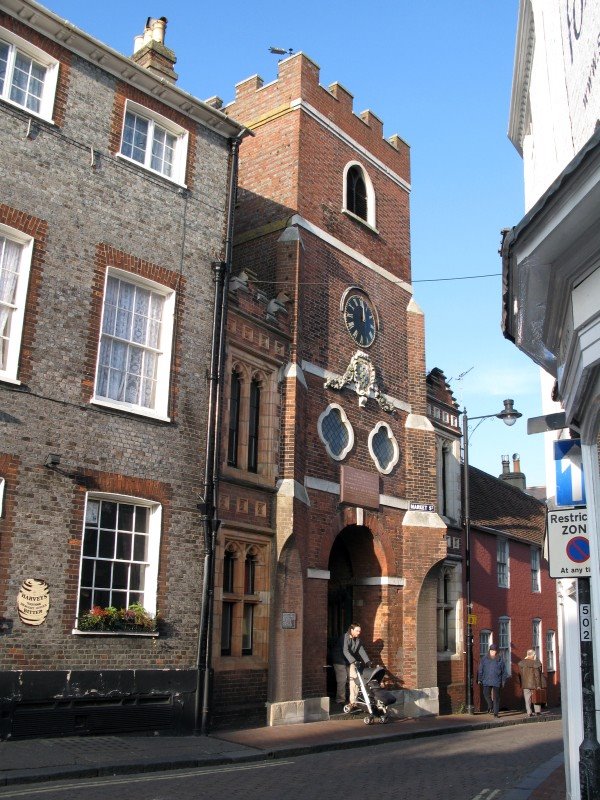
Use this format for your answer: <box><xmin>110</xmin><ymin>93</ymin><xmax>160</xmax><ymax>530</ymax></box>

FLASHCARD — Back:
<box><xmin>518</xmin><ymin>649</ymin><xmax>545</xmax><ymax>716</ymax></box>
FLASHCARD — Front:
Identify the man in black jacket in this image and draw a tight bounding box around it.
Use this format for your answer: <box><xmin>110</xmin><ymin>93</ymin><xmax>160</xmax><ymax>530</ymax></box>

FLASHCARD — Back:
<box><xmin>331</xmin><ymin>623</ymin><xmax>370</xmax><ymax>706</ymax></box>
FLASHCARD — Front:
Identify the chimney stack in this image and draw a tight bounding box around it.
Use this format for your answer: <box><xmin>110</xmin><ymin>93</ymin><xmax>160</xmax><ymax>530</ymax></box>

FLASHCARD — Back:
<box><xmin>132</xmin><ymin>17</ymin><xmax>178</xmax><ymax>83</ymax></box>
<box><xmin>498</xmin><ymin>453</ymin><xmax>526</xmax><ymax>491</ymax></box>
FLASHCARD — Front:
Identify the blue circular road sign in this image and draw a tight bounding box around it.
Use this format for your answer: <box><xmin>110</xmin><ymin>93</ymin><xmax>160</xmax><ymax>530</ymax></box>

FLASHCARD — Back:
<box><xmin>566</xmin><ymin>536</ymin><xmax>590</xmax><ymax>563</ymax></box>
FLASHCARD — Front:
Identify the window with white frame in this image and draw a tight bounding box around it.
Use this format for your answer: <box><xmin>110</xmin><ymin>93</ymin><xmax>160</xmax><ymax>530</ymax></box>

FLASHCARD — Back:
<box><xmin>76</xmin><ymin>494</ymin><xmax>161</xmax><ymax>623</ymax></box>
<box><xmin>480</xmin><ymin>629</ymin><xmax>492</xmax><ymax>659</ymax></box>
<box><xmin>119</xmin><ymin>100</ymin><xmax>188</xmax><ymax>185</ymax></box>
<box><xmin>498</xmin><ymin>616</ymin><xmax>511</xmax><ymax>672</ymax></box>
<box><xmin>531</xmin><ymin>546</ymin><xmax>541</xmax><ymax>592</ymax></box>
<box><xmin>342</xmin><ymin>161</ymin><xmax>376</xmax><ymax>228</ymax></box>
<box><xmin>368</xmin><ymin>421</ymin><xmax>399</xmax><ymax>474</ymax></box>
<box><xmin>93</xmin><ymin>268</ymin><xmax>175</xmax><ymax>420</ymax></box>
<box><xmin>0</xmin><ymin>225</ymin><xmax>33</xmax><ymax>383</ymax></box>
<box><xmin>497</xmin><ymin>537</ymin><xmax>509</xmax><ymax>588</ymax></box>
<box><xmin>532</xmin><ymin>618</ymin><xmax>542</xmax><ymax>662</ymax></box>
<box><xmin>318</xmin><ymin>403</ymin><xmax>354</xmax><ymax>460</ymax></box>
<box><xmin>546</xmin><ymin>629</ymin><xmax>556</xmax><ymax>672</ymax></box>
<box><xmin>0</xmin><ymin>27</ymin><xmax>59</xmax><ymax>121</ymax></box>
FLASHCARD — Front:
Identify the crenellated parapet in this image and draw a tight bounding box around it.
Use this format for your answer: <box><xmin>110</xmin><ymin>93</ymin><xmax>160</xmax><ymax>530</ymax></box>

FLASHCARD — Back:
<box><xmin>224</xmin><ymin>52</ymin><xmax>409</xmax><ymax>181</ymax></box>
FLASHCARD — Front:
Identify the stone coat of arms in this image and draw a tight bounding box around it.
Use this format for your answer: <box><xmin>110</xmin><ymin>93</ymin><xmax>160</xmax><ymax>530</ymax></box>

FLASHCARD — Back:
<box><xmin>324</xmin><ymin>351</ymin><xmax>394</xmax><ymax>412</ymax></box>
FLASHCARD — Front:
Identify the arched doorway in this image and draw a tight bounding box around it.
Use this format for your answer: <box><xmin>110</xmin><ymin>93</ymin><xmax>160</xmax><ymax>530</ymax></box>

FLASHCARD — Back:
<box><xmin>326</xmin><ymin>524</ymin><xmax>382</xmax><ymax>698</ymax></box>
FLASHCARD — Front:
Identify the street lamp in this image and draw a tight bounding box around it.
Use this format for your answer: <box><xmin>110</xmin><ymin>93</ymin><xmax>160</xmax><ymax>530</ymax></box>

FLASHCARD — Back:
<box><xmin>463</xmin><ymin>398</ymin><xmax>522</xmax><ymax>714</ymax></box>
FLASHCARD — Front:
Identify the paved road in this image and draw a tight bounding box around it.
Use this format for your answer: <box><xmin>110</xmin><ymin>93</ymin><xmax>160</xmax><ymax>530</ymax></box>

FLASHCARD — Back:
<box><xmin>0</xmin><ymin>721</ymin><xmax>563</xmax><ymax>800</ymax></box>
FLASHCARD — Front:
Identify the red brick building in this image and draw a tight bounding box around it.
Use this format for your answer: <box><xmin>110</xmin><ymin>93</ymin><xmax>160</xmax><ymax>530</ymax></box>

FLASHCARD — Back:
<box><xmin>212</xmin><ymin>53</ymin><xmax>450</xmax><ymax>726</ymax></box>
<box><xmin>468</xmin><ymin>465</ymin><xmax>560</xmax><ymax>712</ymax></box>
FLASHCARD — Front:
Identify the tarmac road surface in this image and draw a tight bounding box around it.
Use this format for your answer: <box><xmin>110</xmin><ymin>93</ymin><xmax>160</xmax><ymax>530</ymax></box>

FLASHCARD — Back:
<box><xmin>0</xmin><ymin>720</ymin><xmax>563</xmax><ymax>800</ymax></box>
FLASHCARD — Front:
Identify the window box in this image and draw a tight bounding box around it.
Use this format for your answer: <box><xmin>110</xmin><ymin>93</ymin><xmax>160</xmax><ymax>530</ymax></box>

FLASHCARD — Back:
<box><xmin>76</xmin><ymin>603</ymin><xmax>159</xmax><ymax>633</ymax></box>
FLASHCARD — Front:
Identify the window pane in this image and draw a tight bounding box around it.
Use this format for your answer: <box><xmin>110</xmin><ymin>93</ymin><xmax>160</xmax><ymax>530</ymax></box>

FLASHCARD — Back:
<box><xmin>118</xmin><ymin>503</ymin><xmax>135</xmax><ymax>532</ymax></box>
<box><xmin>11</xmin><ymin>51</ymin><xmax>45</xmax><ymax>114</ymax></box>
<box><xmin>122</xmin><ymin>111</ymin><xmax>148</xmax><ymax>163</ymax></box>
<box><xmin>134</xmin><ymin>506</ymin><xmax>148</xmax><ymax>533</ymax></box>
<box><xmin>94</xmin><ymin>559</ymin><xmax>112</xmax><ymax>588</ymax></box>
<box><xmin>221</xmin><ymin>602</ymin><xmax>233</xmax><ymax>656</ymax></box>
<box><xmin>80</xmin><ymin>558</ymin><xmax>94</xmax><ymax>587</ymax></box>
<box><xmin>112</xmin><ymin>562</ymin><xmax>129</xmax><ymax>590</ymax></box>
<box><xmin>320</xmin><ymin>407</ymin><xmax>349</xmax><ymax>457</ymax></box>
<box><xmin>100</xmin><ymin>501</ymin><xmax>117</xmax><ymax>529</ymax></box>
<box><xmin>372</xmin><ymin>426</ymin><xmax>395</xmax><ymax>471</ymax></box>
<box><xmin>116</xmin><ymin>532</ymin><xmax>132</xmax><ymax>560</ymax></box>
<box><xmin>242</xmin><ymin>604</ymin><xmax>254</xmax><ymax>655</ymax></box>
<box><xmin>133</xmin><ymin>533</ymin><xmax>148</xmax><ymax>561</ymax></box>
<box><xmin>98</xmin><ymin>529</ymin><xmax>115</xmax><ymax>558</ymax></box>
<box><xmin>82</xmin><ymin>527</ymin><xmax>98</xmax><ymax>557</ymax></box>
<box><xmin>0</xmin><ymin>236</ymin><xmax>23</xmax><ymax>371</ymax></box>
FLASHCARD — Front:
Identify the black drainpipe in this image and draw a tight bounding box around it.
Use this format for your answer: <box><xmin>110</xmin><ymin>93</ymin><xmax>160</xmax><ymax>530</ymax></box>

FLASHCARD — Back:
<box><xmin>194</xmin><ymin>129</ymin><xmax>245</xmax><ymax>735</ymax></box>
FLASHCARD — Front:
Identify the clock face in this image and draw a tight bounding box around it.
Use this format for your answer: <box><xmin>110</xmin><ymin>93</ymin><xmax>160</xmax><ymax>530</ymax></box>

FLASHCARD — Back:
<box><xmin>343</xmin><ymin>294</ymin><xmax>376</xmax><ymax>348</ymax></box>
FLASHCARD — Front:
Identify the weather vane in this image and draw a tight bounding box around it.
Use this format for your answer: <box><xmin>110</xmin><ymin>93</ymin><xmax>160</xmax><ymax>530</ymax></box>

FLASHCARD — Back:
<box><xmin>269</xmin><ymin>46</ymin><xmax>294</xmax><ymax>58</ymax></box>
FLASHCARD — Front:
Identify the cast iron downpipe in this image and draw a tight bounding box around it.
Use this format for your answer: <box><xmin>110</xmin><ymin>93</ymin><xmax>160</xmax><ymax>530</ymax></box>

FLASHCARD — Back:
<box><xmin>195</xmin><ymin>130</ymin><xmax>245</xmax><ymax>735</ymax></box>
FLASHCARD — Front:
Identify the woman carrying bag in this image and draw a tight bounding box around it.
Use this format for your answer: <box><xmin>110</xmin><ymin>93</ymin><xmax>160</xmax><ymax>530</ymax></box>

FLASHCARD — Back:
<box><xmin>518</xmin><ymin>649</ymin><xmax>546</xmax><ymax>716</ymax></box>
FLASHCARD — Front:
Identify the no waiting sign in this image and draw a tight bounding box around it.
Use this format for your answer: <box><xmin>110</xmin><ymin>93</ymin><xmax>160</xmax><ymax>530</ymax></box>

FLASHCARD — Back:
<box><xmin>547</xmin><ymin>507</ymin><xmax>590</xmax><ymax>578</ymax></box>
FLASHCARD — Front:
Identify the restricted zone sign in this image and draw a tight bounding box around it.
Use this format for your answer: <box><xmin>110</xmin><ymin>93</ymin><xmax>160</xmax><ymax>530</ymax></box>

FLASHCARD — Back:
<box><xmin>547</xmin><ymin>507</ymin><xmax>590</xmax><ymax>578</ymax></box>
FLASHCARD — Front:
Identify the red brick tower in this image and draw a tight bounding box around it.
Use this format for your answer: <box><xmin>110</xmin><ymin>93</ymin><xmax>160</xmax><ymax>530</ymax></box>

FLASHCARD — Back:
<box><xmin>218</xmin><ymin>53</ymin><xmax>448</xmax><ymax>725</ymax></box>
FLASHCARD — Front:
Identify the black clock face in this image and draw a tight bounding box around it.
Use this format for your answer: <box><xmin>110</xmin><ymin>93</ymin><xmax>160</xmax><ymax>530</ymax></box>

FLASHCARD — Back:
<box><xmin>343</xmin><ymin>294</ymin><xmax>376</xmax><ymax>347</ymax></box>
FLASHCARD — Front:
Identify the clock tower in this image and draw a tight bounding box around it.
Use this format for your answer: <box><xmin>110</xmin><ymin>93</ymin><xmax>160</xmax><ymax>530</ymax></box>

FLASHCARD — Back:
<box><xmin>215</xmin><ymin>53</ymin><xmax>455</xmax><ymax>727</ymax></box>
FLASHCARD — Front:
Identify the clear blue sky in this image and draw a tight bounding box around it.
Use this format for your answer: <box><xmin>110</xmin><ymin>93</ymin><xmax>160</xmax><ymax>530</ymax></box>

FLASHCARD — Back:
<box><xmin>45</xmin><ymin>0</ymin><xmax>546</xmax><ymax>487</ymax></box>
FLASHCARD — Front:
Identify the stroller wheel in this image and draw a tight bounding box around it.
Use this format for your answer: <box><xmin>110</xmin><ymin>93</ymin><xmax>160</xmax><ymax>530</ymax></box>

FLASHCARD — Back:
<box><xmin>343</xmin><ymin>704</ymin><xmax>352</xmax><ymax>714</ymax></box>
<box><xmin>378</xmin><ymin>714</ymin><xmax>387</xmax><ymax>724</ymax></box>
<box><xmin>363</xmin><ymin>715</ymin><xmax>373</xmax><ymax>725</ymax></box>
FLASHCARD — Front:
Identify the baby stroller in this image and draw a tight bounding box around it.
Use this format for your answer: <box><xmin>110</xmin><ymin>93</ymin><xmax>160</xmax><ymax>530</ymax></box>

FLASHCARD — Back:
<box><xmin>343</xmin><ymin>664</ymin><xmax>396</xmax><ymax>725</ymax></box>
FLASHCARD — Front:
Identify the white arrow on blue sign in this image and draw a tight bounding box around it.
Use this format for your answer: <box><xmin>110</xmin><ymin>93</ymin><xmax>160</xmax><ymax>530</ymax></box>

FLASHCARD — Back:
<box><xmin>555</xmin><ymin>439</ymin><xmax>586</xmax><ymax>506</ymax></box>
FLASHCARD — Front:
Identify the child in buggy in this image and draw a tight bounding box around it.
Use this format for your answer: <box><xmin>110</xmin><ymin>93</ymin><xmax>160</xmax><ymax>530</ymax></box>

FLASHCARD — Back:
<box><xmin>343</xmin><ymin>663</ymin><xmax>396</xmax><ymax>724</ymax></box>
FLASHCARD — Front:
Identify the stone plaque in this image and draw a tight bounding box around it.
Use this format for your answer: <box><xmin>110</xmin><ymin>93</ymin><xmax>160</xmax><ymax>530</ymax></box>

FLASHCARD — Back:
<box><xmin>340</xmin><ymin>466</ymin><xmax>380</xmax><ymax>510</ymax></box>
<box><xmin>281</xmin><ymin>612</ymin><xmax>297</xmax><ymax>629</ymax></box>
<box><xmin>17</xmin><ymin>578</ymin><xmax>50</xmax><ymax>626</ymax></box>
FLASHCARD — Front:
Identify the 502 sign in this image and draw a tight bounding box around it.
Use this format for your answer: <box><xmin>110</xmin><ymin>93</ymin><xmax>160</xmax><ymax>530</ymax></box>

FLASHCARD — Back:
<box><xmin>580</xmin><ymin>603</ymin><xmax>592</xmax><ymax>642</ymax></box>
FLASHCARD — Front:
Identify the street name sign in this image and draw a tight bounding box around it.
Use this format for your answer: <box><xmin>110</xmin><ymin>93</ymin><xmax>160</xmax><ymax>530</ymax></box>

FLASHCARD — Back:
<box><xmin>547</xmin><ymin>507</ymin><xmax>590</xmax><ymax>578</ymax></box>
<box><xmin>555</xmin><ymin>439</ymin><xmax>586</xmax><ymax>506</ymax></box>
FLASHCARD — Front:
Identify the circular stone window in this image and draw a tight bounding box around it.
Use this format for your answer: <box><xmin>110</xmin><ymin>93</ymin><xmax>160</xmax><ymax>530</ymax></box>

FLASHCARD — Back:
<box><xmin>368</xmin><ymin>422</ymin><xmax>399</xmax><ymax>474</ymax></box>
<box><xmin>317</xmin><ymin>404</ymin><xmax>354</xmax><ymax>461</ymax></box>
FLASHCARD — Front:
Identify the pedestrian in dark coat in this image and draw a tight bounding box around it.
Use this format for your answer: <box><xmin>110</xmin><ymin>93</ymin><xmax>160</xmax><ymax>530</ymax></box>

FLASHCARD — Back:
<box><xmin>477</xmin><ymin>644</ymin><xmax>508</xmax><ymax>717</ymax></box>
<box><xmin>331</xmin><ymin>623</ymin><xmax>370</xmax><ymax>706</ymax></box>
<box><xmin>518</xmin><ymin>649</ymin><xmax>544</xmax><ymax>716</ymax></box>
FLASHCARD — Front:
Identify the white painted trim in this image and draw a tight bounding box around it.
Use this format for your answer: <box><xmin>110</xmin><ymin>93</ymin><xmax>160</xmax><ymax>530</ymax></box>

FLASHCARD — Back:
<box><xmin>380</xmin><ymin>495</ymin><xmax>410</xmax><ymax>510</ymax></box>
<box><xmin>0</xmin><ymin>477</ymin><xmax>4</xmax><ymax>516</ymax></box>
<box><xmin>289</xmin><ymin>215</ymin><xmax>413</xmax><ymax>295</ymax></box>
<box><xmin>276</xmin><ymin>478</ymin><xmax>310</xmax><ymax>506</ymax></box>
<box><xmin>0</xmin><ymin>223</ymin><xmax>33</xmax><ymax>384</ymax></box>
<box><xmin>305</xmin><ymin>476</ymin><xmax>340</xmax><ymax>495</ymax></box>
<box><xmin>402</xmin><ymin>510</ymin><xmax>447</xmax><ymax>529</ymax></box>
<box><xmin>405</xmin><ymin>413</ymin><xmax>434</xmax><ymax>431</ymax></box>
<box><xmin>301</xmin><ymin>360</ymin><xmax>412</xmax><ymax>413</ymax></box>
<box><xmin>119</xmin><ymin>99</ymin><xmax>189</xmax><ymax>187</ymax></box>
<box><xmin>356</xmin><ymin>507</ymin><xmax>364</xmax><ymax>526</ymax></box>
<box><xmin>290</xmin><ymin>98</ymin><xmax>411</xmax><ymax>194</ymax></box>
<box><xmin>307</xmin><ymin>568</ymin><xmax>330</xmax><ymax>580</ymax></box>
<box><xmin>356</xmin><ymin>576</ymin><xmax>405</xmax><ymax>587</ymax></box>
<box><xmin>342</xmin><ymin>160</ymin><xmax>377</xmax><ymax>228</ymax></box>
<box><xmin>0</xmin><ymin>25</ymin><xmax>59</xmax><ymax>123</ymax></box>
<box><xmin>281</xmin><ymin>361</ymin><xmax>307</xmax><ymax>389</ymax></box>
